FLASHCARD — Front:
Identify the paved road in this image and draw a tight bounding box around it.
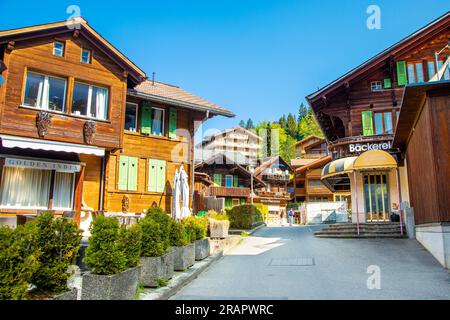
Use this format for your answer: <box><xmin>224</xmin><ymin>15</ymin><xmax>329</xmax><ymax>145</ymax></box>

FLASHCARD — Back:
<box><xmin>172</xmin><ymin>225</ymin><xmax>450</xmax><ymax>300</ymax></box>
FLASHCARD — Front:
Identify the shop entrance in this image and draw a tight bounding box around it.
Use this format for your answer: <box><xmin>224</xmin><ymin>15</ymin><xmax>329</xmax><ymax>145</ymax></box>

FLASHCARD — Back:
<box><xmin>363</xmin><ymin>173</ymin><xmax>390</xmax><ymax>222</ymax></box>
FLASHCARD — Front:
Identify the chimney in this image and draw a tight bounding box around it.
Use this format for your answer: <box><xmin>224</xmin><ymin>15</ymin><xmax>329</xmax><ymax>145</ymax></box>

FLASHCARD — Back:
<box><xmin>152</xmin><ymin>72</ymin><xmax>155</xmax><ymax>85</ymax></box>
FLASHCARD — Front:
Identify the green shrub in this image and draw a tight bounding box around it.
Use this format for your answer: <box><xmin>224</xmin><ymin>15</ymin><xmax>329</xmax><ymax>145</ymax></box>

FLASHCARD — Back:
<box><xmin>182</xmin><ymin>216</ymin><xmax>208</xmax><ymax>240</ymax></box>
<box><xmin>83</xmin><ymin>216</ymin><xmax>127</xmax><ymax>275</ymax></box>
<box><xmin>119</xmin><ymin>224</ymin><xmax>142</xmax><ymax>268</ymax></box>
<box><xmin>169</xmin><ymin>220</ymin><xmax>189</xmax><ymax>247</ymax></box>
<box><xmin>227</xmin><ymin>205</ymin><xmax>263</xmax><ymax>229</ymax></box>
<box><xmin>205</xmin><ymin>210</ymin><xmax>229</xmax><ymax>221</ymax></box>
<box><xmin>146</xmin><ymin>207</ymin><xmax>171</xmax><ymax>252</ymax></box>
<box><xmin>140</xmin><ymin>218</ymin><xmax>165</xmax><ymax>257</ymax></box>
<box><xmin>31</xmin><ymin>213</ymin><xmax>82</xmax><ymax>293</ymax></box>
<box><xmin>0</xmin><ymin>224</ymin><xmax>40</xmax><ymax>300</ymax></box>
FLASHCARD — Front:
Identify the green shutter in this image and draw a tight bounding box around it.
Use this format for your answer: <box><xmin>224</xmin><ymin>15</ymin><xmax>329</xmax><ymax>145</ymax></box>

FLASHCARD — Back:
<box><xmin>224</xmin><ymin>198</ymin><xmax>232</xmax><ymax>209</ymax></box>
<box><xmin>127</xmin><ymin>157</ymin><xmax>138</xmax><ymax>191</ymax></box>
<box><xmin>140</xmin><ymin>102</ymin><xmax>152</xmax><ymax>134</ymax></box>
<box><xmin>213</xmin><ymin>174</ymin><xmax>222</xmax><ymax>186</ymax></box>
<box><xmin>240</xmin><ymin>198</ymin><xmax>246</xmax><ymax>205</ymax></box>
<box><xmin>361</xmin><ymin>111</ymin><xmax>374</xmax><ymax>136</ymax></box>
<box><xmin>383</xmin><ymin>78</ymin><xmax>392</xmax><ymax>89</ymax></box>
<box><xmin>156</xmin><ymin>160</ymin><xmax>166</xmax><ymax>193</ymax></box>
<box><xmin>233</xmin><ymin>175</ymin><xmax>238</xmax><ymax>187</ymax></box>
<box><xmin>118</xmin><ymin>156</ymin><xmax>129</xmax><ymax>190</ymax></box>
<box><xmin>396</xmin><ymin>61</ymin><xmax>407</xmax><ymax>86</ymax></box>
<box><xmin>169</xmin><ymin>108</ymin><xmax>177</xmax><ymax>139</ymax></box>
<box><xmin>148</xmin><ymin>159</ymin><xmax>157</xmax><ymax>192</ymax></box>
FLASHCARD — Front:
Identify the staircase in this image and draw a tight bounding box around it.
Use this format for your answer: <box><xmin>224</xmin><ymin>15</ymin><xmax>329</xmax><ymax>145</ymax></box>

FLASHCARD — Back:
<box><xmin>314</xmin><ymin>223</ymin><xmax>407</xmax><ymax>239</ymax></box>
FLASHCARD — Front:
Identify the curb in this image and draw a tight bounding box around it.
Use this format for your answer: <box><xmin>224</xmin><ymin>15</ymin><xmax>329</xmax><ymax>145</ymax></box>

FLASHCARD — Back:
<box><xmin>139</xmin><ymin>252</ymin><xmax>223</xmax><ymax>300</ymax></box>
<box><xmin>229</xmin><ymin>223</ymin><xmax>266</xmax><ymax>236</ymax></box>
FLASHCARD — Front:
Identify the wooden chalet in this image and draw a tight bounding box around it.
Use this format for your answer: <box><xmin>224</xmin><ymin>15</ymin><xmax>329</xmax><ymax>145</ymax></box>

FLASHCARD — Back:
<box><xmin>194</xmin><ymin>153</ymin><xmax>264</xmax><ymax>210</ymax></box>
<box><xmin>307</xmin><ymin>12</ymin><xmax>450</xmax><ymax>224</ymax></box>
<box><xmin>0</xmin><ymin>17</ymin><xmax>234</xmax><ymax>226</ymax></box>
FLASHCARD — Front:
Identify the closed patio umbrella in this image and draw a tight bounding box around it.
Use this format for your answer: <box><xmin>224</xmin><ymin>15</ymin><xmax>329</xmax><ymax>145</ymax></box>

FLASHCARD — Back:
<box><xmin>179</xmin><ymin>165</ymin><xmax>191</xmax><ymax>219</ymax></box>
<box><xmin>172</xmin><ymin>168</ymin><xmax>181</xmax><ymax>220</ymax></box>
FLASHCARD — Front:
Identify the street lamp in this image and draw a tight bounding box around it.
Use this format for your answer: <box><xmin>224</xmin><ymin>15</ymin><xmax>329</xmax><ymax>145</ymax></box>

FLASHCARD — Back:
<box><xmin>249</xmin><ymin>165</ymin><xmax>255</xmax><ymax>205</ymax></box>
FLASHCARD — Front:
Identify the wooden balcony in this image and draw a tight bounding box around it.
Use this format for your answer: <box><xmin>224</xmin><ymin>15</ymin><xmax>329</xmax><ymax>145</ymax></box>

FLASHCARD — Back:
<box><xmin>261</xmin><ymin>173</ymin><xmax>290</xmax><ymax>182</ymax></box>
<box><xmin>257</xmin><ymin>191</ymin><xmax>292</xmax><ymax>200</ymax></box>
<box><xmin>295</xmin><ymin>188</ymin><xmax>306</xmax><ymax>196</ymax></box>
<box><xmin>329</xmin><ymin>134</ymin><xmax>394</xmax><ymax>159</ymax></box>
<box><xmin>307</xmin><ymin>186</ymin><xmax>333</xmax><ymax>195</ymax></box>
<box><xmin>209</xmin><ymin>186</ymin><xmax>250</xmax><ymax>197</ymax></box>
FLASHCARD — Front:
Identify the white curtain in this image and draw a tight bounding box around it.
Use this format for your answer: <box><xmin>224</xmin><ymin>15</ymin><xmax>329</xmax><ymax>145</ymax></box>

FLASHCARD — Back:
<box><xmin>0</xmin><ymin>167</ymin><xmax>51</xmax><ymax>209</ymax></box>
<box><xmin>36</xmin><ymin>76</ymin><xmax>44</xmax><ymax>108</ymax></box>
<box><xmin>152</xmin><ymin>108</ymin><xmax>163</xmax><ymax>135</ymax></box>
<box><xmin>95</xmin><ymin>87</ymin><xmax>107</xmax><ymax>120</ymax></box>
<box><xmin>52</xmin><ymin>172</ymin><xmax>74</xmax><ymax>209</ymax></box>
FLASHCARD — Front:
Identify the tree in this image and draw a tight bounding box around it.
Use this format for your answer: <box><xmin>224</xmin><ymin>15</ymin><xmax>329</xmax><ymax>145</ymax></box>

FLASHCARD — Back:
<box><xmin>245</xmin><ymin>118</ymin><xmax>255</xmax><ymax>130</ymax></box>
<box><xmin>298</xmin><ymin>103</ymin><xmax>308</xmax><ymax>122</ymax></box>
<box><xmin>238</xmin><ymin>120</ymin><xmax>245</xmax><ymax>128</ymax></box>
<box><xmin>286</xmin><ymin>113</ymin><xmax>297</xmax><ymax>139</ymax></box>
<box><xmin>278</xmin><ymin>115</ymin><xmax>287</xmax><ymax>129</ymax></box>
<box><xmin>297</xmin><ymin>110</ymin><xmax>324</xmax><ymax>140</ymax></box>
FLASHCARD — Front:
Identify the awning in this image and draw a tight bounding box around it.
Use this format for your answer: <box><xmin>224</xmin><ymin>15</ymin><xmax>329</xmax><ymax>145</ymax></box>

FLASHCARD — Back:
<box><xmin>321</xmin><ymin>150</ymin><xmax>397</xmax><ymax>180</ymax></box>
<box><xmin>0</xmin><ymin>134</ymin><xmax>105</xmax><ymax>156</ymax></box>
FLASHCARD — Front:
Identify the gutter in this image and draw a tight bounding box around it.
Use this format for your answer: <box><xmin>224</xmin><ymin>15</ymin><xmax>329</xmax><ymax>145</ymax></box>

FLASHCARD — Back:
<box><xmin>127</xmin><ymin>89</ymin><xmax>235</xmax><ymax>118</ymax></box>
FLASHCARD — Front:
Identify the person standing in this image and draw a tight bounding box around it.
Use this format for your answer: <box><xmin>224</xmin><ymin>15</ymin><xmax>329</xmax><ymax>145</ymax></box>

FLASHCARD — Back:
<box><xmin>288</xmin><ymin>208</ymin><xmax>294</xmax><ymax>226</ymax></box>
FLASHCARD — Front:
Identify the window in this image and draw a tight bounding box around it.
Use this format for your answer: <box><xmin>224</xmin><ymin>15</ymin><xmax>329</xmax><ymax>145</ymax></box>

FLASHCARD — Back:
<box><xmin>151</xmin><ymin>107</ymin><xmax>164</xmax><ymax>136</ymax></box>
<box><xmin>53</xmin><ymin>42</ymin><xmax>65</xmax><ymax>57</ymax></box>
<box><xmin>23</xmin><ymin>71</ymin><xmax>66</xmax><ymax>112</ymax></box>
<box><xmin>371</xmin><ymin>81</ymin><xmax>382</xmax><ymax>91</ymax></box>
<box><xmin>374</xmin><ymin>112</ymin><xmax>393</xmax><ymax>135</ymax></box>
<box><xmin>0</xmin><ymin>167</ymin><xmax>51</xmax><ymax>209</ymax></box>
<box><xmin>118</xmin><ymin>156</ymin><xmax>138</xmax><ymax>191</ymax></box>
<box><xmin>72</xmin><ymin>82</ymin><xmax>108</xmax><ymax>119</ymax></box>
<box><xmin>52</xmin><ymin>172</ymin><xmax>75</xmax><ymax>210</ymax></box>
<box><xmin>213</xmin><ymin>174</ymin><xmax>222</xmax><ymax>186</ymax></box>
<box><xmin>427</xmin><ymin>61</ymin><xmax>436</xmax><ymax>80</ymax></box>
<box><xmin>308</xmin><ymin>180</ymin><xmax>323</xmax><ymax>188</ymax></box>
<box><xmin>81</xmin><ymin>49</ymin><xmax>91</xmax><ymax>64</ymax></box>
<box><xmin>232</xmin><ymin>199</ymin><xmax>240</xmax><ymax>207</ymax></box>
<box><xmin>225</xmin><ymin>175</ymin><xmax>233</xmax><ymax>188</ymax></box>
<box><xmin>148</xmin><ymin>159</ymin><xmax>166</xmax><ymax>193</ymax></box>
<box><xmin>407</xmin><ymin>62</ymin><xmax>424</xmax><ymax>84</ymax></box>
<box><xmin>125</xmin><ymin>103</ymin><xmax>138</xmax><ymax>131</ymax></box>
<box><xmin>437</xmin><ymin>60</ymin><xmax>450</xmax><ymax>80</ymax></box>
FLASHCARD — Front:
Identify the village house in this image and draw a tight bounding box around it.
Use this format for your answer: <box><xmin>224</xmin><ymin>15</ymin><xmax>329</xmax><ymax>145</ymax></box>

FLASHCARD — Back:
<box><xmin>0</xmin><ymin>17</ymin><xmax>233</xmax><ymax>226</ymax></box>
<box><xmin>307</xmin><ymin>12</ymin><xmax>449</xmax><ymax>226</ymax></box>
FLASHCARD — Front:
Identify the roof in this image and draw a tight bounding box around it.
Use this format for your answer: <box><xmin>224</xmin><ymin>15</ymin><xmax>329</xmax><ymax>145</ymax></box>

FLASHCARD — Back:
<box><xmin>393</xmin><ymin>80</ymin><xmax>450</xmax><ymax>150</ymax></box>
<box><xmin>200</xmin><ymin>126</ymin><xmax>261</xmax><ymax>145</ymax></box>
<box><xmin>306</xmin><ymin>11</ymin><xmax>450</xmax><ymax>102</ymax></box>
<box><xmin>0</xmin><ymin>17</ymin><xmax>146</xmax><ymax>85</ymax></box>
<box><xmin>129</xmin><ymin>80</ymin><xmax>234</xmax><ymax>117</ymax></box>
<box><xmin>254</xmin><ymin>156</ymin><xmax>292</xmax><ymax>177</ymax></box>
<box><xmin>295</xmin><ymin>135</ymin><xmax>324</xmax><ymax>147</ymax></box>
<box><xmin>290</xmin><ymin>158</ymin><xmax>318</xmax><ymax>168</ymax></box>
<box><xmin>295</xmin><ymin>156</ymin><xmax>332</xmax><ymax>175</ymax></box>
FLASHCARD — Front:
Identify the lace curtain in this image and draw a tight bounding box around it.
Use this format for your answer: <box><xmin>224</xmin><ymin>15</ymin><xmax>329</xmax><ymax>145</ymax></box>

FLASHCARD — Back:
<box><xmin>52</xmin><ymin>172</ymin><xmax>74</xmax><ymax>210</ymax></box>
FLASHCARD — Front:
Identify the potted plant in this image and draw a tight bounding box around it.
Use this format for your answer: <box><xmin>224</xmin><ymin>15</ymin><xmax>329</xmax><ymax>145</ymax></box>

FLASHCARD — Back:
<box><xmin>170</xmin><ymin>220</ymin><xmax>195</xmax><ymax>271</ymax></box>
<box><xmin>26</xmin><ymin>213</ymin><xmax>82</xmax><ymax>300</ymax></box>
<box><xmin>183</xmin><ymin>216</ymin><xmax>210</xmax><ymax>261</ymax></box>
<box><xmin>81</xmin><ymin>216</ymin><xmax>141</xmax><ymax>300</ymax></box>
<box><xmin>207</xmin><ymin>210</ymin><xmax>230</xmax><ymax>238</ymax></box>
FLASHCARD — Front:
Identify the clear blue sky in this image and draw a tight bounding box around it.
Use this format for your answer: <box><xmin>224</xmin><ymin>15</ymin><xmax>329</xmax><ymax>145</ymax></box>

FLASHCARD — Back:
<box><xmin>0</xmin><ymin>0</ymin><xmax>449</xmax><ymax>140</ymax></box>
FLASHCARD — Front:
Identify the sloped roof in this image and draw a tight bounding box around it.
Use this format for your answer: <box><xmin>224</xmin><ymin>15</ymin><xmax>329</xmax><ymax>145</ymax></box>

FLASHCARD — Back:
<box><xmin>295</xmin><ymin>156</ymin><xmax>332</xmax><ymax>175</ymax></box>
<box><xmin>295</xmin><ymin>135</ymin><xmax>325</xmax><ymax>147</ymax></box>
<box><xmin>254</xmin><ymin>156</ymin><xmax>292</xmax><ymax>177</ymax></box>
<box><xmin>290</xmin><ymin>158</ymin><xmax>318</xmax><ymax>168</ymax></box>
<box><xmin>129</xmin><ymin>80</ymin><xmax>234</xmax><ymax>117</ymax></box>
<box><xmin>200</xmin><ymin>126</ymin><xmax>261</xmax><ymax>145</ymax></box>
<box><xmin>0</xmin><ymin>17</ymin><xmax>146</xmax><ymax>85</ymax></box>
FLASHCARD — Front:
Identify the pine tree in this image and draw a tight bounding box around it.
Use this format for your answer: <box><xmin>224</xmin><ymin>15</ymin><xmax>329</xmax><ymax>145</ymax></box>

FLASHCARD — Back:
<box><xmin>238</xmin><ymin>120</ymin><xmax>245</xmax><ymax>128</ymax></box>
<box><xmin>278</xmin><ymin>115</ymin><xmax>287</xmax><ymax>129</ymax></box>
<box><xmin>286</xmin><ymin>113</ymin><xmax>297</xmax><ymax>139</ymax></box>
<box><xmin>245</xmin><ymin>118</ymin><xmax>255</xmax><ymax>130</ymax></box>
<box><xmin>298</xmin><ymin>103</ymin><xmax>308</xmax><ymax>122</ymax></box>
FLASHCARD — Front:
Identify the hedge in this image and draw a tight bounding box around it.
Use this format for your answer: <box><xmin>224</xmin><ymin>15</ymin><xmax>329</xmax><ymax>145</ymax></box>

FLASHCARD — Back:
<box><xmin>119</xmin><ymin>224</ymin><xmax>142</xmax><ymax>268</ymax></box>
<box><xmin>169</xmin><ymin>220</ymin><xmax>190</xmax><ymax>247</ymax></box>
<box><xmin>182</xmin><ymin>216</ymin><xmax>208</xmax><ymax>241</ymax></box>
<box><xmin>227</xmin><ymin>205</ymin><xmax>263</xmax><ymax>229</ymax></box>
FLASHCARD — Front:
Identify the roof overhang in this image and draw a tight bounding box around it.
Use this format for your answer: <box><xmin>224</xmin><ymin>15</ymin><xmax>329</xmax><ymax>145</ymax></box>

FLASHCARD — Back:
<box><xmin>0</xmin><ymin>135</ymin><xmax>105</xmax><ymax>156</ymax></box>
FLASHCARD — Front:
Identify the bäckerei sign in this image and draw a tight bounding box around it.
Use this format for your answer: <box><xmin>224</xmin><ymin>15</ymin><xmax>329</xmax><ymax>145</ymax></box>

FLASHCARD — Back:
<box><xmin>5</xmin><ymin>158</ymin><xmax>81</xmax><ymax>173</ymax></box>
<box><xmin>349</xmin><ymin>141</ymin><xmax>392</xmax><ymax>153</ymax></box>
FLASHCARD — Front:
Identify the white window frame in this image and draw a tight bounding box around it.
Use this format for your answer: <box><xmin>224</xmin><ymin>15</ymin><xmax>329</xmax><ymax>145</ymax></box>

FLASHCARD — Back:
<box><xmin>22</xmin><ymin>71</ymin><xmax>67</xmax><ymax>112</ymax></box>
<box><xmin>370</xmin><ymin>81</ymin><xmax>382</xmax><ymax>91</ymax></box>
<box><xmin>51</xmin><ymin>172</ymin><xmax>76</xmax><ymax>211</ymax></box>
<box><xmin>151</xmin><ymin>107</ymin><xmax>165</xmax><ymax>136</ymax></box>
<box><xmin>53</xmin><ymin>41</ymin><xmax>65</xmax><ymax>57</ymax></box>
<box><xmin>72</xmin><ymin>81</ymin><xmax>109</xmax><ymax>120</ymax></box>
<box><xmin>81</xmin><ymin>48</ymin><xmax>92</xmax><ymax>64</ymax></box>
<box><xmin>125</xmin><ymin>102</ymin><xmax>138</xmax><ymax>132</ymax></box>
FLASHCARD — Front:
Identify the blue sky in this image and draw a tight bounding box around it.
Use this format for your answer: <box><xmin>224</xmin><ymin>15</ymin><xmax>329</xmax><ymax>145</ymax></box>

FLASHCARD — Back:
<box><xmin>0</xmin><ymin>0</ymin><xmax>449</xmax><ymax>141</ymax></box>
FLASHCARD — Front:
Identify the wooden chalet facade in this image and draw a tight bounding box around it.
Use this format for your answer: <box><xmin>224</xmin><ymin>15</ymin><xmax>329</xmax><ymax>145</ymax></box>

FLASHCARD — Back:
<box><xmin>194</xmin><ymin>153</ymin><xmax>264</xmax><ymax>210</ymax></box>
<box><xmin>0</xmin><ymin>18</ymin><xmax>233</xmax><ymax>226</ymax></box>
<box><xmin>307</xmin><ymin>12</ymin><xmax>450</xmax><ymax>224</ymax></box>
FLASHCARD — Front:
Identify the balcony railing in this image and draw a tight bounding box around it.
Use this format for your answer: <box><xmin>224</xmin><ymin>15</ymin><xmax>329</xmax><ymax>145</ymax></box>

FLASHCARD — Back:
<box><xmin>257</xmin><ymin>191</ymin><xmax>292</xmax><ymax>199</ymax></box>
<box><xmin>209</xmin><ymin>186</ymin><xmax>250</xmax><ymax>197</ymax></box>
<box><xmin>262</xmin><ymin>173</ymin><xmax>290</xmax><ymax>181</ymax></box>
<box><xmin>329</xmin><ymin>134</ymin><xmax>394</xmax><ymax>159</ymax></box>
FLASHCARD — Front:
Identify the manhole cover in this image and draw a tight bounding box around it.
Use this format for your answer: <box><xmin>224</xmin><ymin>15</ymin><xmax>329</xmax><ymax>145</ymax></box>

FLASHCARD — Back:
<box><xmin>269</xmin><ymin>258</ymin><xmax>315</xmax><ymax>266</ymax></box>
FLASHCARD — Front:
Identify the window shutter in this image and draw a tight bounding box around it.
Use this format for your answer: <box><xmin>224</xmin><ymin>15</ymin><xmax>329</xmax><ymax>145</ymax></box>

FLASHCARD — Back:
<box><xmin>169</xmin><ymin>108</ymin><xmax>177</xmax><ymax>138</ymax></box>
<box><xmin>140</xmin><ymin>102</ymin><xmax>152</xmax><ymax>134</ymax></box>
<box><xmin>383</xmin><ymin>78</ymin><xmax>392</xmax><ymax>89</ymax></box>
<box><xmin>156</xmin><ymin>160</ymin><xmax>166</xmax><ymax>193</ymax></box>
<box><xmin>396</xmin><ymin>61</ymin><xmax>408</xmax><ymax>86</ymax></box>
<box><xmin>225</xmin><ymin>198</ymin><xmax>232</xmax><ymax>208</ymax></box>
<box><xmin>233</xmin><ymin>175</ymin><xmax>238</xmax><ymax>187</ymax></box>
<box><xmin>361</xmin><ymin>111</ymin><xmax>374</xmax><ymax>136</ymax></box>
<box><xmin>148</xmin><ymin>159</ymin><xmax>157</xmax><ymax>192</ymax></box>
<box><xmin>127</xmin><ymin>157</ymin><xmax>138</xmax><ymax>191</ymax></box>
<box><xmin>213</xmin><ymin>174</ymin><xmax>222</xmax><ymax>186</ymax></box>
<box><xmin>118</xmin><ymin>156</ymin><xmax>129</xmax><ymax>190</ymax></box>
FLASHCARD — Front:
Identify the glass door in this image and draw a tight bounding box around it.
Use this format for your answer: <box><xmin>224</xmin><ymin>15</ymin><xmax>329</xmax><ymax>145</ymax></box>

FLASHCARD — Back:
<box><xmin>363</xmin><ymin>173</ymin><xmax>390</xmax><ymax>222</ymax></box>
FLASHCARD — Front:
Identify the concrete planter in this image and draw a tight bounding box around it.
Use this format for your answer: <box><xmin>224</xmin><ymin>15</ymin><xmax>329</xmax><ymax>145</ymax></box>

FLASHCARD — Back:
<box><xmin>209</xmin><ymin>219</ymin><xmax>230</xmax><ymax>238</ymax></box>
<box><xmin>51</xmin><ymin>288</ymin><xmax>78</xmax><ymax>300</ymax></box>
<box><xmin>173</xmin><ymin>243</ymin><xmax>195</xmax><ymax>271</ymax></box>
<box><xmin>195</xmin><ymin>238</ymin><xmax>210</xmax><ymax>261</ymax></box>
<box><xmin>161</xmin><ymin>248</ymin><xmax>174</xmax><ymax>280</ymax></box>
<box><xmin>140</xmin><ymin>256</ymin><xmax>163</xmax><ymax>287</ymax></box>
<box><xmin>81</xmin><ymin>266</ymin><xmax>140</xmax><ymax>300</ymax></box>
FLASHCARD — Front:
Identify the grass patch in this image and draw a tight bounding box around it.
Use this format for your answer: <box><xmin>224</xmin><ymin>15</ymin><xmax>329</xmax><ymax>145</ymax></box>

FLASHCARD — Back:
<box><xmin>240</xmin><ymin>232</ymin><xmax>250</xmax><ymax>237</ymax></box>
<box><xmin>156</xmin><ymin>278</ymin><xmax>169</xmax><ymax>288</ymax></box>
<box><xmin>135</xmin><ymin>283</ymin><xmax>145</xmax><ymax>300</ymax></box>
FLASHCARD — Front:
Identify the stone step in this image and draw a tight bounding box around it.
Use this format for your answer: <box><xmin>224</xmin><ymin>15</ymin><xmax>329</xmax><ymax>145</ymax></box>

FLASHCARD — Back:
<box><xmin>321</xmin><ymin>227</ymin><xmax>405</xmax><ymax>232</ymax></box>
<box><xmin>327</xmin><ymin>223</ymin><xmax>401</xmax><ymax>228</ymax></box>
<box><xmin>315</xmin><ymin>233</ymin><xmax>407</xmax><ymax>239</ymax></box>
